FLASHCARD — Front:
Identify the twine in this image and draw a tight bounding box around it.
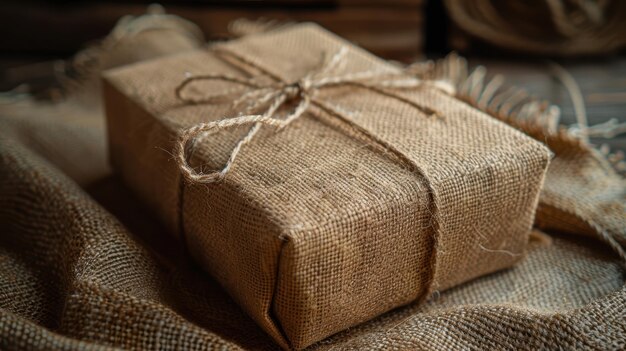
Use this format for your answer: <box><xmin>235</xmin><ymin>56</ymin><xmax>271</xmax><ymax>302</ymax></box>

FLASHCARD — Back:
<box><xmin>174</xmin><ymin>47</ymin><xmax>441</xmax><ymax>184</ymax></box>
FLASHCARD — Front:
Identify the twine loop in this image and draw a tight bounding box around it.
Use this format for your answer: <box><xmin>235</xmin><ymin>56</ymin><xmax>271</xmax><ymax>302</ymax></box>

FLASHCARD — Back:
<box><xmin>174</xmin><ymin>47</ymin><xmax>440</xmax><ymax>184</ymax></box>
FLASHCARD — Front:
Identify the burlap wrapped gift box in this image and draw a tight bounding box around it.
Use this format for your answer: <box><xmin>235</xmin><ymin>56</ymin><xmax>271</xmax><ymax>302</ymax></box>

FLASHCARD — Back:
<box><xmin>103</xmin><ymin>24</ymin><xmax>551</xmax><ymax>349</ymax></box>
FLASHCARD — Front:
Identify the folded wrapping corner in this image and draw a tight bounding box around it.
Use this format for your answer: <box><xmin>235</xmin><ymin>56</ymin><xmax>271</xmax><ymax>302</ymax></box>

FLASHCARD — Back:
<box><xmin>103</xmin><ymin>23</ymin><xmax>551</xmax><ymax>349</ymax></box>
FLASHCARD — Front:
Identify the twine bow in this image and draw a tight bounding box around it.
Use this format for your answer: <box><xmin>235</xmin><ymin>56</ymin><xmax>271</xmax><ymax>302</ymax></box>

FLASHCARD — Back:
<box><xmin>174</xmin><ymin>47</ymin><xmax>440</xmax><ymax>183</ymax></box>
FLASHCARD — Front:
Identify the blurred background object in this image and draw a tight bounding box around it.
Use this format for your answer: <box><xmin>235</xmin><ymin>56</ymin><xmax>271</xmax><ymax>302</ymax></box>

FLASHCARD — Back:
<box><xmin>0</xmin><ymin>0</ymin><xmax>425</xmax><ymax>60</ymax></box>
<box><xmin>0</xmin><ymin>0</ymin><xmax>425</xmax><ymax>98</ymax></box>
<box><xmin>444</xmin><ymin>0</ymin><xmax>626</xmax><ymax>56</ymax></box>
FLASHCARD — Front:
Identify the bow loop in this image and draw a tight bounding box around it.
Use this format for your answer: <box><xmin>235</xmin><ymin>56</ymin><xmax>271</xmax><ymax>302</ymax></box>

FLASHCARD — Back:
<box><xmin>175</xmin><ymin>114</ymin><xmax>287</xmax><ymax>183</ymax></box>
<box><xmin>175</xmin><ymin>74</ymin><xmax>262</xmax><ymax>105</ymax></box>
<box><xmin>174</xmin><ymin>48</ymin><xmax>442</xmax><ymax>184</ymax></box>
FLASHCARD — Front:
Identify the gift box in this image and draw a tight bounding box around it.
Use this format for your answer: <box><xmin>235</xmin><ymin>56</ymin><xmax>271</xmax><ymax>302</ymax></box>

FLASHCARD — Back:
<box><xmin>103</xmin><ymin>23</ymin><xmax>550</xmax><ymax>349</ymax></box>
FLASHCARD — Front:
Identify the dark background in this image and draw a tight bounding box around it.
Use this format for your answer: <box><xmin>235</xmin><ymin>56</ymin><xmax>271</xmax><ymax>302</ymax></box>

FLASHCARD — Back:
<box><xmin>1</xmin><ymin>0</ymin><xmax>624</xmax><ymax>152</ymax></box>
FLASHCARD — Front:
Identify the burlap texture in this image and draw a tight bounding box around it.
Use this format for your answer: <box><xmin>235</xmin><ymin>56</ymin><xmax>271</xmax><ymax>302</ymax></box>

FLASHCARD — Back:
<box><xmin>103</xmin><ymin>23</ymin><xmax>550</xmax><ymax>349</ymax></box>
<box><xmin>419</xmin><ymin>53</ymin><xmax>626</xmax><ymax>262</ymax></box>
<box><xmin>534</xmin><ymin>138</ymin><xmax>626</xmax><ymax>254</ymax></box>
<box><xmin>0</xmin><ymin>11</ymin><xmax>624</xmax><ymax>351</ymax></box>
<box><xmin>2</xmin><ymin>128</ymin><xmax>624</xmax><ymax>351</ymax></box>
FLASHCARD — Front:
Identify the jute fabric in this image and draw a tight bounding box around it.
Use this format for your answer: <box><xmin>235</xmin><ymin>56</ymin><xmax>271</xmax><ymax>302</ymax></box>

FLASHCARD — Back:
<box><xmin>0</xmin><ymin>11</ymin><xmax>623</xmax><ymax>351</ymax></box>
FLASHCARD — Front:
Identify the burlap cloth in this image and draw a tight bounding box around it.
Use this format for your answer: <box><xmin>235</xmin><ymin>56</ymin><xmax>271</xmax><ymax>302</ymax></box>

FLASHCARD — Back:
<box><xmin>103</xmin><ymin>23</ymin><xmax>550</xmax><ymax>349</ymax></box>
<box><xmin>0</xmin><ymin>11</ymin><xmax>624</xmax><ymax>351</ymax></box>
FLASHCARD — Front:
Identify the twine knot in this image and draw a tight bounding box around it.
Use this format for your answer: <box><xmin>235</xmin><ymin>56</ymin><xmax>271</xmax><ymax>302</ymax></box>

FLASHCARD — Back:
<box><xmin>284</xmin><ymin>79</ymin><xmax>311</xmax><ymax>100</ymax></box>
<box><xmin>174</xmin><ymin>47</ymin><xmax>441</xmax><ymax>184</ymax></box>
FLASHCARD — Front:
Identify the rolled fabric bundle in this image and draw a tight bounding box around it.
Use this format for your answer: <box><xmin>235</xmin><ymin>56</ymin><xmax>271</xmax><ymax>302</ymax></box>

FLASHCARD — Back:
<box><xmin>444</xmin><ymin>0</ymin><xmax>626</xmax><ymax>56</ymax></box>
<box><xmin>103</xmin><ymin>23</ymin><xmax>550</xmax><ymax>349</ymax></box>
